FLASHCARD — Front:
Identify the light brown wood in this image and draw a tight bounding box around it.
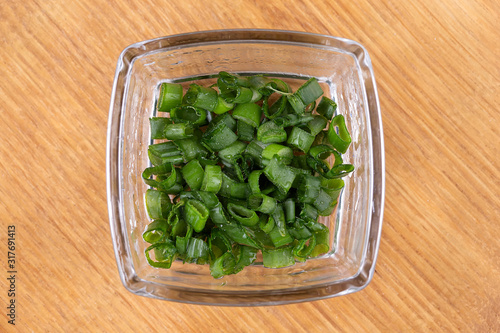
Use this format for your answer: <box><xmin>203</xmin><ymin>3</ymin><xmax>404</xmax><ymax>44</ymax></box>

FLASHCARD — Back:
<box><xmin>1</xmin><ymin>0</ymin><xmax>499</xmax><ymax>331</ymax></box>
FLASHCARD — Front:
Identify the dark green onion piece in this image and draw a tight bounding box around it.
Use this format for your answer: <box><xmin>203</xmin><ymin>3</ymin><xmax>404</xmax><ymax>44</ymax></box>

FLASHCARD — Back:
<box><xmin>316</xmin><ymin>96</ymin><xmax>337</xmax><ymax>121</ymax></box>
<box><xmin>175</xmin><ymin>236</ymin><xmax>189</xmax><ymax>256</ymax></box>
<box><xmin>219</xmin><ymin>173</ymin><xmax>249</xmax><ymax>199</ymax></box>
<box><xmin>170</xmin><ymin>105</ymin><xmax>208</xmax><ymax>126</ymax></box>
<box><xmin>202</xmin><ymin>120</ymin><xmax>238</xmax><ymax>151</ymax></box>
<box><xmin>218</xmin><ymin>141</ymin><xmax>247</xmax><ymax>164</ymax></box>
<box><xmin>220</xmin><ymin>222</ymin><xmax>260</xmax><ymax>249</ymax></box>
<box><xmin>300</xmin><ymin>203</ymin><xmax>318</xmax><ymax>223</ymax></box>
<box><xmin>210</xmin><ymin>229</ymin><xmax>232</xmax><ymax>257</ymax></box>
<box><xmin>157</xmin><ymin>83</ymin><xmax>183</xmax><ymax>112</ymax></box>
<box><xmin>289</xmin><ymin>220</ymin><xmax>313</xmax><ymax>240</ymax></box>
<box><xmin>262</xmin><ymin>247</ymin><xmax>295</xmax><ymax>268</ymax></box>
<box><xmin>150</xmin><ymin>117</ymin><xmax>173</xmax><ymax>139</ymax></box>
<box><xmin>257</xmin><ymin>121</ymin><xmax>287</xmax><ymax>144</ymax></box>
<box><xmin>227</xmin><ymin>203</ymin><xmax>260</xmax><ymax>227</ymax></box>
<box><xmin>294</xmin><ymin>77</ymin><xmax>323</xmax><ymax>105</ymax></box>
<box><xmin>284</xmin><ymin>198</ymin><xmax>295</xmax><ymax>224</ymax></box>
<box><xmin>208</xmin><ymin>113</ymin><xmax>236</xmax><ymax>132</ymax></box>
<box><xmin>233</xmin><ymin>246</ymin><xmax>258</xmax><ymax>274</ymax></box>
<box><xmin>268</xmin><ymin>223</ymin><xmax>294</xmax><ymax>248</ymax></box>
<box><xmin>287</xmin><ymin>94</ymin><xmax>306</xmax><ymax>115</ymax></box>
<box><xmin>259</xmin><ymin>214</ymin><xmax>275</xmax><ymax>234</ymax></box>
<box><xmin>181</xmin><ymin>160</ymin><xmax>204</xmax><ymax>191</ymax></box>
<box><xmin>210</xmin><ymin>252</ymin><xmax>236</xmax><ymax>279</ymax></box>
<box><xmin>248</xmin><ymin>193</ymin><xmax>277</xmax><ymax>214</ymax></box>
<box><xmin>323</xmin><ymin>163</ymin><xmax>355</xmax><ymax>179</ymax></box>
<box><xmin>184</xmin><ymin>199</ymin><xmax>209</xmax><ymax>232</ymax></box>
<box><xmin>248</xmin><ymin>170</ymin><xmax>275</xmax><ymax>195</ymax></box>
<box><xmin>287</xmin><ymin>127</ymin><xmax>315</xmax><ymax>153</ymax></box>
<box><xmin>183</xmin><ymin>84</ymin><xmax>218</xmax><ymax>112</ymax></box>
<box><xmin>263</xmin><ymin>156</ymin><xmax>296</xmax><ymax>194</ymax></box>
<box><xmin>145</xmin><ymin>189</ymin><xmax>172</xmax><ymax>219</ymax></box>
<box><xmin>148</xmin><ymin>142</ymin><xmax>182</xmax><ymax>166</ymax></box>
<box><xmin>170</xmin><ymin>216</ymin><xmax>187</xmax><ymax>237</ymax></box>
<box><xmin>244</xmin><ymin>140</ymin><xmax>267</xmax><ymax>168</ymax></box>
<box><xmin>237</xmin><ymin>120</ymin><xmax>255</xmax><ymax>142</ymax></box>
<box><xmin>200</xmin><ymin>165</ymin><xmax>222</xmax><ymax>193</ymax></box>
<box><xmin>153</xmin><ymin>165</ymin><xmax>182</xmax><ymax>193</ymax></box>
<box><xmin>174</xmin><ymin>137</ymin><xmax>208</xmax><ymax>162</ymax></box>
<box><xmin>297</xmin><ymin>174</ymin><xmax>321</xmax><ymax>204</ymax></box>
<box><xmin>163</xmin><ymin>123</ymin><xmax>194</xmax><ymax>140</ymax></box>
<box><xmin>327</xmin><ymin>114</ymin><xmax>352</xmax><ymax>154</ymax></box>
<box><xmin>273</xmin><ymin>114</ymin><xmax>314</xmax><ymax>127</ymax></box>
<box><xmin>313</xmin><ymin>189</ymin><xmax>335</xmax><ymax>215</ymax></box>
<box><xmin>145</xmin><ymin>241</ymin><xmax>177</xmax><ymax>268</ymax></box>
<box><xmin>142</xmin><ymin>162</ymin><xmax>172</xmax><ymax>188</ymax></box>
<box><xmin>272</xmin><ymin>204</ymin><xmax>287</xmax><ymax>237</ymax></box>
<box><xmin>309</xmin><ymin>144</ymin><xmax>338</xmax><ymax>161</ymax></box>
<box><xmin>307</xmin><ymin>115</ymin><xmax>328</xmax><ymax>136</ymax></box>
<box><xmin>232</xmin><ymin>103</ymin><xmax>262</xmax><ymax>128</ymax></box>
<box><xmin>143</xmin><ymin>219</ymin><xmax>168</xmax><ymax>244</ymax></box>
<box><xmin>262</xmin><ymin>95</ymin><xmax>288</xmax><ymax>119</ymax></box>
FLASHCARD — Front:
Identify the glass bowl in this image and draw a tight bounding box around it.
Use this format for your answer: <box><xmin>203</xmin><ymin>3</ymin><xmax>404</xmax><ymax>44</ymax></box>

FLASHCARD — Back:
<box><xmin>106</xmin><ymin>29</ymin><xmax>385</xmax><ymax>305</ymax></box>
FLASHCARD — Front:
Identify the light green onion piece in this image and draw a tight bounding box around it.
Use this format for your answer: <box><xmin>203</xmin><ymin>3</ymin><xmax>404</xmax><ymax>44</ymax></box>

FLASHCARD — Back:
<box><xmin>263</xmin><ymin>247</ymin><xmax>295</xmax><ymax>268</ymax></box>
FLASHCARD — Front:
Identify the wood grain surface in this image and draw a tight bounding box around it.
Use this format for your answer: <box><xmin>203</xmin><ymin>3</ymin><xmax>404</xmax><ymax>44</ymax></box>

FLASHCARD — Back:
<box><xmin>1</xmin><ymin>0</ymin><xmax>499</xmax><ymax>332</ymax></box>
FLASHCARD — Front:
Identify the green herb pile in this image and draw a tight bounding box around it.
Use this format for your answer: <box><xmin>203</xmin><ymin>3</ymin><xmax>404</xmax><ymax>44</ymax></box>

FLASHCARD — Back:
<box><xmin>142</xmin><ymin>71</ymin><xmax>354</xmax><ymax>278</ymax></box>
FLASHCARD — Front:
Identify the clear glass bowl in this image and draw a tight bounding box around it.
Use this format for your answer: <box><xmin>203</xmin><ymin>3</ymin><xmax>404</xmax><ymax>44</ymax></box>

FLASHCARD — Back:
<box><xmin>106</xmin><ymin>29</ymin><xmax>385</xmax><ymax>305</ymax></box>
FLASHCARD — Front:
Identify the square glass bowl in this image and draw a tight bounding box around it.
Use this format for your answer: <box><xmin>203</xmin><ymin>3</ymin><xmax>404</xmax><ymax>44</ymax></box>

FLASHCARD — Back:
<box><xmin>106</xmin><ymin>29</ymin><xmax>385</xmax><ymax>305</ymax></box>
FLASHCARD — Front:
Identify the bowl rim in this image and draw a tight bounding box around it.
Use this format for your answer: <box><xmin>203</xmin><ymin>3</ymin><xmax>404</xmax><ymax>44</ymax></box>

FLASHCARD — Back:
<box><xmin>106</xmin><ymin>29</ymin><xmax>385</xmax><ymax>306</ymax></box>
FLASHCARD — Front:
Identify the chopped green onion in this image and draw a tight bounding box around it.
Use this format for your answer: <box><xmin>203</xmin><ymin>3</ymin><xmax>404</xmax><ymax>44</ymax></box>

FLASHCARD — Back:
<box><xmin>200</xmin><ymin>164</ymin><xmax>222</xmax><ymax>193</ymax></box>
<box><xmin>149</xmin><ymin>117</ymin><xmax>173</xmax><ymax>139</ymax></box>
<box><xmin>213</xmin><ymin>96</ymin><xmax>234</xmax><ymax>114</ymax></box>
<box><xmin>183</xmin><ymin>84</ymin><xmax>218</xmax><ymax>112</ymax></box>
<box><xmin>237</xmin><ymin>120</ymin><xmax>255</xmax><ymax>142</ymax></box>
<box><xmin>261</xmin><ymin>144</ymin><xmax>293</xmax><ymax>165</ymax></box>
<box><xmin>257</xmin><ymin>121</ymin><xmax>287</xmax><ymax>144</ymax></box>
<box><xmin>287</xmin><ymin>127</ymin><xmax>315</xmax><ymax>153</ymax></box>
<box><xmin>316</xmin><ymin>96</ymin><xmax>337</xmax><ymax>121</ymax></box>
<box><xmin>184</xmin><ymin>199</ymin><xmax>209</xmax><ymax>232</ymax></box>
<box><xmin>202</xmin><ymin>120</ymin><xmax>238</xmax><ymax>151</ymax></box>
<box><xmin>327</xmin><ymin>114</ymin><xmax>352</xmax><ymax>154</ymax></box>
<box><xmin>263</xmin><ymin>156</ymin><xmax>296</xmax><ymax>194</ymax></box>
<box><xmin>163</xmin><ymin>123</ymin><xmax>194</xmax><ymax>140</ymax></box>
<box><xmin>170</xmin><ymin>105</ymin><xmax>208</xmax><ymax>126</ymax></box>
<box><xmin>181</xmin><ymin>160</ymin><xmax>204</xmax><ymax>191</ymax></box>
<box><xmin>218</xmin><ymin>141</ymin><xmax>247</xmax><ymax>164</ymax></box>
<box><xmin>232</xmin><ymin>102</ymin><xmax>262</xmax><ymax>128</ymax></box>
<box><xmin>307</xmin><ymin>115</ymin><xmax>328</xmax><ymax>136</ymax></box>
<box><xmin>145</xmin><ymin>241</ymin><xmax>177</xmax><ymax>268</ymax></box>
<box><xmin>143</xmin><ymin>72</ymin><xmax>355</xmax><ymax>277</ymax></box>
<box><xmin>227</xmin><ymin>203</ymin><xmax>260</xmax><ymax>227</ymax></box>
<box><xmin>145</xmin><ymin>189</ymin><xmax>172</xmax><ymax>219</ymax></box>
<box><xmin>263</xmin><ymin>247</ymin><xmax>295</xmax><ymax>268</ymax></box>
<box><xmin>143</xmin><ymin>219</ymin><xmax>168</xmax><ymax>244</ymax></box>
<box><xmin>157</xmin><ymin>83</ymin><xmax>183</xmax><ymax>112</ymax></box>
<box><xmin>248</xmin><ymin>193</ymin><xmax>277</xmax><ymax>214</ymax></box>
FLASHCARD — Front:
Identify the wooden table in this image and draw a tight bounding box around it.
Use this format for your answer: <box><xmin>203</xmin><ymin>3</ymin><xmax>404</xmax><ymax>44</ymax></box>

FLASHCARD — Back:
<box><xmin>1</xmin><ymin>1</ymin><xmax>498</xmax><ymax>331</ymax></box>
